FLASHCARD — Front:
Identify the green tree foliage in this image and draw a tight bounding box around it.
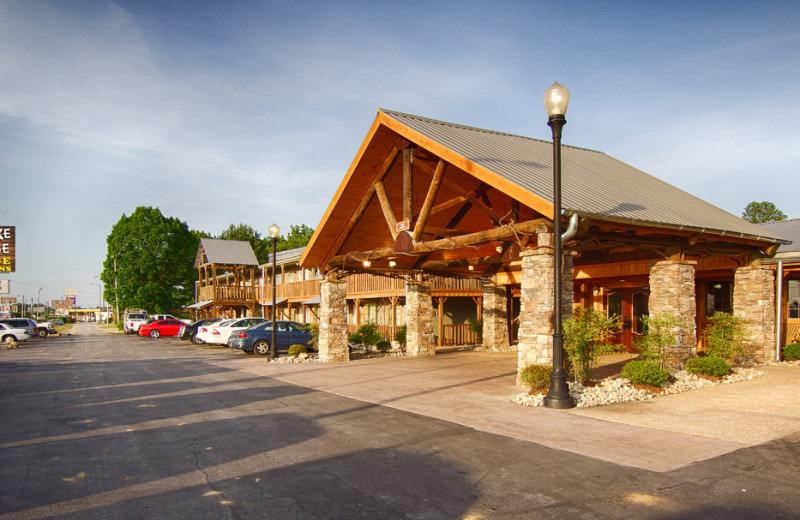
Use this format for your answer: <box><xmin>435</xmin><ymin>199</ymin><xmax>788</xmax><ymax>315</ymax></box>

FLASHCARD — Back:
<box><xmin>101</xmin><ymin>207</ymin><xmax>198</xmax><ymax>315</ymax></box>
<box><xmin>276</xmin><ymin>224</ymin><xmax>315</xmax><ymax>252</ymax></box>
<box><xmin>635</xmin><ymin>313</ymin><xmax>682</xmax><ymax>371</ymax></box>
<box><xmin>219</xmin><ymin>223</ymin><xmax>271</xmax><ymax>264</ymax></box>
<box><xmin>702</xmin><ymin>311</ymin><xmax>746</xmax><ymax>360</ymax></box>
<box><xmin>742</xmin><ymin>201</ymin><xmax>787</xmax><ymax>223</ymax></box>
<box><xmin>562</xmin><ymin>306</ymin><xmax>620</xmax><ymax>385</ymax></box>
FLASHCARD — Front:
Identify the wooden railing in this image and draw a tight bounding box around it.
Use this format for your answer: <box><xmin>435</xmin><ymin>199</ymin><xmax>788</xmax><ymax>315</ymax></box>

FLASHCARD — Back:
<box><xmin>346</xmin><ymin>273</ymin><xmax>405</xmax><ymax>297</ymax></box>
<box><xmin>198</xmin><ymin>285</ymin><xmax>257</xmax><ymax>301</ymax></box>
<box><xmin>264</xmin><ymin>279</ymin><xmax>321</xmax><ymax>301</ymax></box>
<box><xmin>441</xmin><ymin>324</ymin><xmax>477</xmax><ymax>346</ymax></box>
<box><xmin>785</xmin><ymin>322</ymin><xmax>800</xmax><ymax>345</ymax></box>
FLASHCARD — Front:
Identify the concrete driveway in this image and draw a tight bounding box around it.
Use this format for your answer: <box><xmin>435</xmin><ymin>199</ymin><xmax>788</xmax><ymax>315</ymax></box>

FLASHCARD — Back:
<box><xmin>206</xmin><ymin>350</ymin><xmax>800</xmax><ymax>472</ymax></box>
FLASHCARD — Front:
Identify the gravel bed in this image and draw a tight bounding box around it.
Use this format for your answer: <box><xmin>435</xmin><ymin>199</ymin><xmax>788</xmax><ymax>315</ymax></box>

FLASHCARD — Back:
<box><xmin>513</xmin><ymin>367</ymin><xmax>768</xmax><ymax>408</ymax></box>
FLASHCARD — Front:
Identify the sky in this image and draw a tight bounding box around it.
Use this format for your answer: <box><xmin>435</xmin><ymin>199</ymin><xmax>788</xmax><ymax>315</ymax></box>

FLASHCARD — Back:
<box><xmin>1</xmin><ymin>0</ymin><xmax>799</xmax><ymax>308</ymax></box>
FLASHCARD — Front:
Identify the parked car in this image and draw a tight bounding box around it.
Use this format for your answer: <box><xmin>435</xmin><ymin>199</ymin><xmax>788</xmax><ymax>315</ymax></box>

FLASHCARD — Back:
<box><xmin>227</xmin><ymin>321</ymin><xmax>313</xmax><ymax>355</ymax></box>
<box><xmin>0</xmin><ymin>322</ymin><xmax>32</xmax><ymax>343</ymax></box>
<box><xmin>178</xmin><ymin>318</ymin><xmax>219</xmax><ymax>343</ymax></box>
<box><xmin>138</xmin><ymin>319</ymin><xmax>185</xmax><ymax>338</ymax></box>
<box><xmin>194</xmin><ymin>319</ymin><xmax>234</xmax><ymax>344</ymax></box>
<box><xmin>204</xmin><ymin>317</ymin><xmax>269</xmax><ymax>346</ymax></box>
<box><xmin>124</xmin><ymin>313</ymin><xmax>149</xmax><ymax>334</ymax></box>
<box><xmin>0</xmin><ymin>319</ymin><xmax>39</xmax><ymax>340</ymax></box>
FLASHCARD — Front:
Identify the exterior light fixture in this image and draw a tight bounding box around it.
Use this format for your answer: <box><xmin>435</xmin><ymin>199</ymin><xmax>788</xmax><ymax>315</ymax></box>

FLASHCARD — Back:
<box><xmin>268</xmin><ymin>223</ymin><xmax>280</xmax><ymax>360</ymax></box>
<box><xmin>468</xmin><ymin>265</ymin><xmax>474</xmax><ymax>271</ymax></box>
<box><xmin>388</xmin><ymin>260</ymin><xmax>397</xmax><ymax>267</ymax></box>
<box><xmin>363</xmin><ymin>260</ymin><xmax>371</xmax><ymax>267</ymax></box>
<box><xmin>542</xmin><ymin>81</ymin><xmax>575</xmax><ymax>409</ymax></box>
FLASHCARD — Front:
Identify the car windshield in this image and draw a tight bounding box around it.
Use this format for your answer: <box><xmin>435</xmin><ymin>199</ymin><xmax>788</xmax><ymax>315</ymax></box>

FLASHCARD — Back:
<box><xmin>250</xmin><ymin>322</ymin><xmax>273</xmax><ymax>331</ymax></box>
<box><xmin>128</xmin><ymin>314</ymin><xmax>147</xmax><ymax>320</ymax></box>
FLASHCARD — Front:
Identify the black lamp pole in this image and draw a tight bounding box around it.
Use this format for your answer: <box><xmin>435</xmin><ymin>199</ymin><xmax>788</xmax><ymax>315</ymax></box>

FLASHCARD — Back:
<box><xmin>543</xmin><ymin>82</ymin><xmax>575</xmax><ymax>409</ymax></box>
<box><xmin>268</xmin><ymin>223</ymin><xmax>280</xmax><ymax>360</ymax></box>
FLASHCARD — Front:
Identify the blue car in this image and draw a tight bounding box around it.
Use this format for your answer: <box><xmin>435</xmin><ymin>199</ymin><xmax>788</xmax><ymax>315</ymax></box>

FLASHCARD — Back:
<box><xmin>227</xmin><ymin>321</ymin><xmax>314</xmax><ymax>355</ymax></box>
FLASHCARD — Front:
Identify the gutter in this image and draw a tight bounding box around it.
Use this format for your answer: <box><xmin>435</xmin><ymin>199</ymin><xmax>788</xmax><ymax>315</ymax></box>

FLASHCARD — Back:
<box><xmin>776</xmin><ymin>261</ymin><xmax>783</xmax><ymax>362</ymax></box>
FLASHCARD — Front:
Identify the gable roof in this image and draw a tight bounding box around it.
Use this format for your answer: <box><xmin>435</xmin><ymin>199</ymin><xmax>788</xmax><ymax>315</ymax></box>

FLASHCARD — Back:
<box><xmin>194</xmin><ymin>238</ymin><xmax>259</xmax><ymax>268</ymax></box>
<box><xmin>379</xmin><ymin>109</ymin><xmax>784</xmax><ymax>243</ymax></box>
<box><xmin>301</xmin><ymin>109</ymin><xmax>786</xmax><ymax>269</ymax></box>
<box><xmin>759</xmin><ymin>219</ymin><xmax>799</xmax><ymax>254</ymax></box>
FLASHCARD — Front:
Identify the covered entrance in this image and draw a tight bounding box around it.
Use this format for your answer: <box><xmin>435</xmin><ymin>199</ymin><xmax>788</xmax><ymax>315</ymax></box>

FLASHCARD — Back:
<box><xmin>605</xmin><ymin>287</ymin><xmax>649</xmax><ymax>350</ymax></box>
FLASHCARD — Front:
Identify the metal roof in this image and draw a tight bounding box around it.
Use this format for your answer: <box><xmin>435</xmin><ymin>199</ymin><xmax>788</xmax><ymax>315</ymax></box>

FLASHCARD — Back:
<box><xmin>263</xmin><ymin>246</ymin><xmax>305</xmax><ymax>266</ymax></box>
<box><xmin>195</xmin><ymin>238</ymin><xmax>259</xmax><ymax>268</ymax></box>
<box><xmin>380</xmin><ymin>109</ymin><xmax>786</xmax><ymax>244</ymax></box>
<box><xmin>758</xmin><ymin>220</ymin><xmax>799</xmax><ymax>253</ymax></box>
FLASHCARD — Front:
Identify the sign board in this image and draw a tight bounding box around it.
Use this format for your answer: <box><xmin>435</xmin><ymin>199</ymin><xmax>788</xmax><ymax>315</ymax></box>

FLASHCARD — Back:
<box><xmin>0</xmin><ymin>296</ymin><xmax>16</xmax><ymax>305</ymax></box>
<box><xmin>64</xmin><ymin>288</ymin><xmax>78</xmax><ymax>297</ymax></box>
<box><xmin>53</xmin><ymin>299</ymin><xmax>71</xmax><ymax>310</ymax></box>
<box><xmin>0</xmin><ymin>226</ymin><xmax>14</xmax><ymax>273</ymax></box>
<box><xmin>396</xmin><ymin>220</ymin><xmax>410</xmax><ymax>232</ymax></box>
<box><xmin>0</xmin><ymin>279</ymin><xmax>9</xmax><ymax>295</ymax></box>
<box><xmin>67</xmin><ymin>296</ymin><xmax>76</xmax><ymax>306</ymax></box>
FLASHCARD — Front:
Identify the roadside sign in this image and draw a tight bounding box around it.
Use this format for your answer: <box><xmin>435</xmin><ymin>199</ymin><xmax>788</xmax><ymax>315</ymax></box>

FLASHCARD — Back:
<box><xmin>0</xmin><ymin>279</ymin><xmax>9</xmax><ymax>295</ymax></box>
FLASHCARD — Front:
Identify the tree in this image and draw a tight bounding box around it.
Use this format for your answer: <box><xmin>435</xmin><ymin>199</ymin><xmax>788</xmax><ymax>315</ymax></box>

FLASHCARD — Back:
<box><xmin>742</xmin><ymin>201</ymin><xmax>787</xmax><ymax>223</ymax></box>
<box><xmin>277</xmin><ymin>224</ymin><xmax>315</xmax><ymax>252</ymax></box>
<box><xmin>218</xmin><ymin>223</ymin><xmax>271</xmax><ymax>264</ymax></box>
<box><xmin>101</xmin><ymin>207</ymin><xmax>198</xmax><ymax>315</ymax></box>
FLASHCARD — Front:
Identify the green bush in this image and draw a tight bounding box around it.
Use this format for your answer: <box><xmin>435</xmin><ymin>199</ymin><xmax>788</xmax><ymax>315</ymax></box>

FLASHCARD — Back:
<box><xmin>563</xmin><ymin>306</ymin><xmax>620</xmax><ymax>385</ymax></box>
<box><xmin>288</xmin><ymin>344</ymin><xmax>307</xmax><ymax>357</ymax></box>
<box><xmin>306</xmin><ymin>323</ymin><xmax>319</xmax><ymax>351</ymax></box>
<box><xmin>621</xmin><ymin>360</ymin><xmax>669</xmax><ymax>386</ymax></box>
<box><xmin>469</xmin><ymin>319</ymin><xmax>483</xmax><ymax>344</ymax></box>
<box><xmin>394</xmin><ymin>325</ymin><xmax>407</xmax><ymax>348</ymax></box>
<box><xmin>635</xmin><ymin>313</ymin><xmax>681</xmax><ymax>371</ymax></box>
<box><xmin>375</xmin><ymin>340</ymin><xmax>392</xmax><ymax>352</ymax></box>
<box><xmin>702</xmin><ymin>312</ymin><xmax>746</xmax><ymax>360</ymax></box>
<box><xmin>357</xmin><ymin>322</ymin><xmax>383</xmax><ymax>347</ymax></box>
<box><xmin>782</xmin><ymin>342</ymin><xmax>800</xmax><ymax>361</ymax></box>
<box><xmin>348</xmin><ymin>333</ymin><xmax>363</xmax><ymax>344</ymax></box>
<box><xmin>519</xmin><ymin>364</ymin><xmax>551</xmax><ymax>391</ymax></box>
<box><xmin>686</xmin><ymin>356</ymin><xmax>730</xmax><ymax>377</ymax></box>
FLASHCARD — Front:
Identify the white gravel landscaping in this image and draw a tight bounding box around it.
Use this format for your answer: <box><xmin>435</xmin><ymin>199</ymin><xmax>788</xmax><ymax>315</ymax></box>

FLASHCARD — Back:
<box><xmin>513</xmin><ymin>366</ymin><xmax>769</xmax><ymax>408</ymax></box>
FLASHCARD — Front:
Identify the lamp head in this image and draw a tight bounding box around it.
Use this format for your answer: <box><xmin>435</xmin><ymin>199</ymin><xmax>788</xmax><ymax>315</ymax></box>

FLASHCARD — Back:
<box><xmin>543</xmin><ymin>82</ymin><xmax>570</xmax><ymax>117</ymax></box>
<box><xmin>268</xmin><ymin>223</ymin><xmax>280</xmax><ymax>239</ymax></box>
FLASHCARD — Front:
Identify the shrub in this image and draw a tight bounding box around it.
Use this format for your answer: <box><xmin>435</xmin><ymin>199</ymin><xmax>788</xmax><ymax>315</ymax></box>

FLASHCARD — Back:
<box><xmin>348</xmin><ymin>332</ymin><xmax>363</xmax><ymax>344</ymax></box>
<box><xmin>621</xmin><ymin>360</ymin><xmax>669</xmax><ymax>386</ymax></box>
<box><xmin>306</xmin><ymin>323</ymin><xmax>319</xmax><ymax>351</ymax></box>
<box><xmin>782</xmin><ymin>342</ymin><xmax>800</xmax><ymax>361</ymax></box>
<box><xmin>375</xmin><ymin>340</ymin><xmax>392</xmax><ymax>352</ymax></box>
<box><xmin>357</xmin><ymin>322</ymin><xmax>383</xmax><ymax>347</ymax></box>
<box><xmin>563</xmin><ymin>306</ymin><xmax>620</xmax><ymax>385</ymax></box>
<box><xmin>702</xmin><ymin>312</ymin><xmax>746</xmax><ymax>360</ymax></box>
<box><xmin>519</xmin><ymin>364</ymin><xmax>551</xmax><ymax>391</ymax></box>
<box><xmin>288</xmin><ymin>344</ymin><xmax>307</xmax><ymax>357</ymax></box>
<box><xmin>394</xmin><ymin>325</ymin><xmax>407</xmax><ymax>350</ymax></box>
<box><xmin>686</xmin><ymin>356</ymin><xmax>730</xmax><ymax>377</ymax></box>
<box><xmin>635</xmin><ymin>313</ymin><xmax>681</xmax><ymax>371</ymax></box>
<box><xmin>469</xmin><ymin>319</ymin><xmax>483</xmax><ymax>344</ymax></box>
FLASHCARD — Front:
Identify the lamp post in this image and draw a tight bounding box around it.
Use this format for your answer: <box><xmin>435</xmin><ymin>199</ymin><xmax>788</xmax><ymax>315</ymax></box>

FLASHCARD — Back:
<box><xmin>268</xmin><ymin>223</ymin><xmax>281</xmax><ymax>360</ymax></box>
<box><xmin>543</xmin><ymin>81</ymin><xmax>575</xmax><ymax>409</ymax></box>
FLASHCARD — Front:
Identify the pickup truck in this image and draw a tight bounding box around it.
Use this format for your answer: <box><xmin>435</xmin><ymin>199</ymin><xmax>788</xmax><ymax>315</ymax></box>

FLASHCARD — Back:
<box><xmin>36</xmin><ymin>321</ymin><xmax>58</xmax><ymax>338</ymax></box>
<box><xmin>124</xmin><ymin>313</ymin><xmax>149</xmax><ymax>334</ymax></box>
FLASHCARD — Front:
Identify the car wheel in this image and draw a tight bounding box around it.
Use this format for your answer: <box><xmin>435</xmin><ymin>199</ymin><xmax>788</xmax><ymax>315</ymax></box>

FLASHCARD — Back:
<box><xmin>38</xmin><ymin>329</ymin><xmax>48</xmax><ymax>338</ymax></box>
<box><xmin>149</xmin><ymin>330</ymin><xmax>160</xmax><ymax>338</ymax></box>
<box><xmin>253</xmin><ymin>340</ymin><xmax>270</xmax><ymax>356</ymax></box>
<box><xmin>191</xmin><ymin>333</ymin><xmax>203</xmax><ymax>345</ymax></box>
<box><xmin>3</xmin><ymin>335</ymin><xmax>16</xmax><ymax>343</ymax></box>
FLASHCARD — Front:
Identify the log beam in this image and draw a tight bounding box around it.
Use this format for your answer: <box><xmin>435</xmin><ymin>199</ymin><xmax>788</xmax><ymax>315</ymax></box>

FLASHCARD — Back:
<box><xmin>374</xmin><ymin>181</ymin><xmax>398</xmax><ymax>240</ymax></box>
<box><xmin>412</xmin><ymin>160</ymin><xmax>446</xmax><ymax>242</ymax></box>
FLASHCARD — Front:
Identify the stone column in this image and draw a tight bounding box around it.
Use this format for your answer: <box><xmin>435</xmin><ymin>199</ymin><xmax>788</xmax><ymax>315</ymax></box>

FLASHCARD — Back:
<box><xmin>733</xmin><ymin>263</ymin><xmax>776</xmax><ymax>362</ymax></box>
<box><xmin>318</xmin><ymin>274</ymin><xmax>349</xmax><ymax>362</ymax></box>
<box><xmin>405</xmin><ymin>279</ymin><xmax>435</xmax><ymax>356</ymax></box>
<box><xmin>482</xmin><ymin>283</ymin><xmax>509</xmax><ymax>349</ymax></box>
<box><xmin>516</xmin><ymin>228</ymin><xmax>573</xmax><ymax>386</ymax></box>
<box><xmin>648</xmin><ymin>260</ymin><xmax>697</xmax><ymax>366</ymax></box>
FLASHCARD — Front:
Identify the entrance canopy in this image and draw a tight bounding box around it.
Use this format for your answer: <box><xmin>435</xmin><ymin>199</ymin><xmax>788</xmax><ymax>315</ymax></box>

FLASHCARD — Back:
<box><xmin>301</xmin><ymin>109</ymin><xmax>786</xmax><ymax>279</ymax></box>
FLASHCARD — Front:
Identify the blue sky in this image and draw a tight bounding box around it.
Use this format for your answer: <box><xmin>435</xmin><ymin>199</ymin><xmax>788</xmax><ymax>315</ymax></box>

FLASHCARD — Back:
<box><xmin>2</xmin><ymin>0</ymin><xmax>799</xmax><ymax>307</ymax></box>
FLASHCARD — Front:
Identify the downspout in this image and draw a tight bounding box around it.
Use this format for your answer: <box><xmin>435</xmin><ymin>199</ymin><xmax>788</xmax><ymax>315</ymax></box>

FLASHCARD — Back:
<box><xmin>561</xmin><ymin>213</ymin><xmax>579</xmax><ymax>243</ymax></box>
<box><xmin>776</xmin><ymin>261</ymin><xmax>783</xmax><ymax>361</ymax></box>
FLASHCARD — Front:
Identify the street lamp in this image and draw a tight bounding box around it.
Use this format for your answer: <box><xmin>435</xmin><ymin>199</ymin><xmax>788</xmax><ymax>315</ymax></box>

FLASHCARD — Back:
<box><xmin>268</xmin><ymin>223</ymin><xmax>281</xmax><ymax>360</ymax></box>
<box><xmin>543</xmin><ymin>81</ymin><xmax>575</xmax><ymax>409</ymax></box>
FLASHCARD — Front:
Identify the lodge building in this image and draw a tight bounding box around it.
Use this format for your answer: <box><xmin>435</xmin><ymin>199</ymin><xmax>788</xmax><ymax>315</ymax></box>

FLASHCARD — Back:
<box><xmin>190</xmin><ymin>110</ymin><xmax>792</xmax><ymax>383</ymax></box>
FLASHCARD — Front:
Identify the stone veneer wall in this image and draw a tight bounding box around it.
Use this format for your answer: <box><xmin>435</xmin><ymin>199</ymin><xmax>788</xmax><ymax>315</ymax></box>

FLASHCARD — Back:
<box><xmin>317</xmin><ymin>277</ymin><xmax>349</xmax><ymax>362</ymax></box>
<box><xmin>648</xmin><ymin>260</ymin><xmax>696</xmax><ymax>366</ymax></box>
<box><xmin>405</xmin><ymin>280</ymin><xmax>435</xmax><ymax>356</ymax></box>
<box><xmin>482</xmin><ymin>283</ymin><xmax>509</xmax><ymax>349</ymax></box>
<box><xmin>516</xmin><ymin>231</ymin><xmax>573</xmax><ymax>386</ymax></box>
<box><xmin>733</xmin><ymin>264</ymin><xmax>776</xmax><ymax>362</ymax></box>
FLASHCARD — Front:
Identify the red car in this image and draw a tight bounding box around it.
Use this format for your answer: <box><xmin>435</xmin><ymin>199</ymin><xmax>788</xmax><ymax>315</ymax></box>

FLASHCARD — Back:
<box><xmin>138</xmin><ymin>319</ymin><xmax>184</xmax><ymax>338</ymax></box>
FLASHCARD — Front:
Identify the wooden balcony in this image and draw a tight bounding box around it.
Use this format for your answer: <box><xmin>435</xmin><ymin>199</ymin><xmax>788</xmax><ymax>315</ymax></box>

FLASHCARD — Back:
<box><xmin>346</xmin><ymin>323</ymin><xmax>477</xmax><ymax>346</ymax></box>
<box><xmin>198</xmin><ymin>285</ymin><xmax>257</xmax><ymax>302</ymax></box>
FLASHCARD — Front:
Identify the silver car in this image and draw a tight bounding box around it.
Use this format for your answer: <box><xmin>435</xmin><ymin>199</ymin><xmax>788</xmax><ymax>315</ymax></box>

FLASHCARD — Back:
<box><xmin>0</xmin><ymin>322</ymin><xmax>32</xmax><ymax>343</ymax></box>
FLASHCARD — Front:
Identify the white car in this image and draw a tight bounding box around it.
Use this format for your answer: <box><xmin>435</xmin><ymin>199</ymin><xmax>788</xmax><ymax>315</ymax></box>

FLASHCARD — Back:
<box><xmin>0</xmin><ymin>322</ymin><xmax>31</xmax><ymax>343</ymax></box>
<box><xmin>205</xmin><ymin>317</ymin><xmax>269</xmax><ymax>346</ymax></box>
<box><xmin>124</xmin><ymin>313</ymin><xmax>149</xmax><ymax>334</ymax></box>
<box><xmin>194</xmin><ymin>319</ymin><xmax>232</xmax><ymax>344</ymax></box>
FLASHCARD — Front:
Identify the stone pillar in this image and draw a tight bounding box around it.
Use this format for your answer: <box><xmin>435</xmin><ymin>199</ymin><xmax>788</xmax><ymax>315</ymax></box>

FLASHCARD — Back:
<box><xmin>733</xmin><ymin>263</ymin><xmax>776</xmax><ymax>362</ymax></box>
<box><xmin>648</xmin><ymin>260</ymin><xmax>697</xmax><ymax>366</ymax></box>
<box><xmin>482</xmin><ymin>283</ymin><xmax>509</xmax><ymax>349</ymax></box>
<box><xmin>516</xmin><ymin>228</ymin><xmax>574</xmax><ymax>386</ymax></box>
<box><xmin>318</xmin><ymin>274</ymin><xmax>349</xmax><ymax>362</ymax></box>
<box><xmin>405</xmin><ymin>279</ymin><xmax>435</xmax><ymax>356</ymax></box>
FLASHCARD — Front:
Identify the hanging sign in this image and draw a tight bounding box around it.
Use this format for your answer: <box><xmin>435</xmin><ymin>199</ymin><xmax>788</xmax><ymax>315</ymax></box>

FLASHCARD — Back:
<box><xmin>0</xmin><ymin>227</ymin><xmax>14</xmax><ymax>273</ymax></box>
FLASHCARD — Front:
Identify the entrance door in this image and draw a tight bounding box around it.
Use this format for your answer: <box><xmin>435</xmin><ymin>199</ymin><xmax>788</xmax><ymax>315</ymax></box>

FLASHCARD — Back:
<box><xmin>606</xmin><ymin>288</ymin><xmax>649</xmax><ymax>350</ymax></box>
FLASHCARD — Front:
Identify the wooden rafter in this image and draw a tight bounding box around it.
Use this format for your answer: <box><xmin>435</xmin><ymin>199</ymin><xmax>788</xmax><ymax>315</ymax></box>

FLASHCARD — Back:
<box><xmin>326</xmin><ymin>218</ymin><xmax>549</xmax><ymax>269</ymax></box>
<box><xmin>414</xmin><ymin>160</ymin><xmax>500</xmax><ymax>223</ymax></box>
<box><xmin>403</xmin><ymin>148</ymin><xmax>413</xmax><ymax>222</ymax></box>
<box><xmin>412</xmin><ymin>160</ymin><xmax>446</xmax><ymax>242</ymax></box>
<box><xmin>374</xmin><ymin>181</ymin><xmax>398</xmax><ymax>240</ymax></box>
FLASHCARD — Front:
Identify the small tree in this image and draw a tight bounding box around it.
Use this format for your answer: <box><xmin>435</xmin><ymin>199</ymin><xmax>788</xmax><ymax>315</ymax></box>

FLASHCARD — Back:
<box><xmin>356</xmin><ymin>322</ymin><xmax>383</xmax><ymax>352</ymax></box>
<box><xmin>635</xmin><ymin>313</ymin><xmax>682</xmax><ymax>371</ymax></box>
<box><xmin>703</xmin><ymin>312</ymin><xmax>747</xmax><ymax>360</ymax></box>
<box><xmin>394</xmin><ymin>325</ymin><xmax>407</xmax><ymax>351</ymax></box>
<box><xmin>562</xmin><ymin>306</ymin><xmax>620</xmax><ymax>385</ymax></box>
<box><xmin>742</xmin><ymin>201</ymin><xmax>787</xmax><ymax>223</ymax></box>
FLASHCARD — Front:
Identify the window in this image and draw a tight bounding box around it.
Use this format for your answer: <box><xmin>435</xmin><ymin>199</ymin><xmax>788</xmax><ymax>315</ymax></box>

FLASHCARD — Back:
<box><xmin>706</xmin><ymin>281</ymin><xmax>732</xmax><ymax>315</ymax></box>
<box><xmin>789</xmin><ymin>280</ymin><xmax>800</xmax><ymax>320</ymax></box>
